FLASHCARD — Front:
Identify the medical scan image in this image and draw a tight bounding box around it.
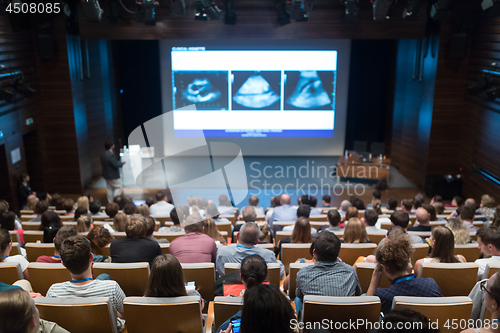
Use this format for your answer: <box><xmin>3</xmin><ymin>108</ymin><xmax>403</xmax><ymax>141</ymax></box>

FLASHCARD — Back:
<box><xmin>174</xmin><ymin>72</ymin><xmax>228</xmax><ymax>110</ymax></box>
<box><xmin>284</xmin><ymin>71</ymin><xmax>334</xmax><ymax>110</ymax></box>
<box><xmin>232</xmin><ymin>71</ymin><xmax>281</xmax><ymax>110</ymax></box>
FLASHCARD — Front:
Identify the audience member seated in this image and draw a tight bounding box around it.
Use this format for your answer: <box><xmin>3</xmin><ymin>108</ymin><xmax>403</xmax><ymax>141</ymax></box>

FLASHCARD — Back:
<box><xmin>401</xmin><ymin>199</ymin><xmax>413</xmax><ymax>214</ymax></box>
<box><xmin>218</xmin><ymin>284</ymin><xmax>295</xmax><ymax>333</ymax></box>
<box><xmin>107</xmin><ymin>212</ymin><xmax>127</xmax><ymax>233</ymax></box>
<box><xmin>423</xmin><ymin>204</ymin><xmax>437</xmax><ymax>222</ymax></box>
<box><xmin>217</xmin><ymin>194</ymin><xmax>235</xmax><ymax>215</ymax></box>
<box><xmin>379</xmin><ymin>308</ymin><xmax>439</xmax><ymax>333</ymax></box>
<box><xmin>114</xmin><ymin>195</ymin><xmax>126</xmax><ymax>210</ymax></box>
<box><xmin>387</xmin><ymin>196</ymin><xmax>398</xmax><ymax>211</ymax></box>
<box><xmin>26</xmin><ymin>196</ymin><xmax>39</xmax><ymax>212</ymax></box>
<box><xmin>105</xmin><ymin>202</ymin><xmax>119</xmax><ymax>220</ymax></box>
<box><xmin>341</xmin><ymin>218</ymin><xmax>372</xmax><ymax>244</ymax></box>
<box><xmin>387</xmin><ymin>210</ymin><xmax>424</xmax><ymax>244</ymax></box>
<box><xmin>54</xmin><ymin>196</ymin><xmax>65</xmax><ymax>211</ymax></box>
<box><xmin>216</xmin><ymin>222</ymin><xmax>285</xmax><ymax>278</ymax></box>
<box><xmin>37</xmin><ymin>226</ymin><xmax>78</xmax><ymax>263</ymax></box>
<box><xmin>123</xmin><ymin>202</ymin><xmax>138</xmax><ymax>215</ymax></box>
<box><xmin>1</xmin><ymin>229</ymin><xmax>29</xmax><ymax>280</ymax></box>
<box><xmin>340</xmin><ymin>206</ymin><xmax>358</xmax><ymax>229</ymax></box>
<box><xmin>136</xmin><ymin>204</ymin><xmax>150</xmax><ymax>217</ymax></box>
<box><xmin>197</xmin><ymin>197</ymin><xmax>207</xmax><ymax>216</ymax></box>
<box><xmin>76</xmin><ymin>215</ymin><xmax>91</xmax><ymax>233</ymax></box>
<box><xmin>110</xmin><ymin>214</ymin><xmax>161</xmax><ymax>264</ymax></box>
<box><xmin>477</xmin><ymin>194</ymin><xmax>497</xmax><ymax>220</ymax></box>
<box><xmin>446</xmin><ymin>217</ymin><xmax>471</xmax><ymax>245</ymax></box>
<box><xmin>363</xmin><ymin>209</ymin><xmax>384</xmax><ymax>233</ymax></box>
<box><xmin>276</xmin><ymin>217</ymin><xmax>313</xmax><ymax>256</ymax></box>
<box><xmin>282</xmin><ymin>205</ymin><xmax>317</xmax><ymax>237</ymax></box>
<box><xmin>323</xmin><ymin>209</ymin><xmax>342</xmax><ymax>233</ymax></box>
<box><xmin>203</xmin><ymin>219</ymin><xmax>226</xmax><ymax>245</ymax></box>
<box><xmin>367</xmin><ymin>231</ymin><xmax>442</xmax><ymax>315</ymax></box>
<box><xmin>62</xmin><ymin>199</ymin><xmax>74</xmax><ymax>216</ymax></box>
<box><xmin>86</xmin><ymin>225</ymin><xmax>115</xmax><ymax>261</ymax></box>
<box><xmin>476</xmin><ymin>227</ymin><xmax>500</xmax><ymax>278</ymax></box>
<box><xmin>0</xmin><ymin>289</ymin><xmax>70</xmax><ymax>333</ymax></box>
<box><xmin>217</xmin><ymin>255</ymin><xmax>268</xmax><ymax>332</ymax></box>
<box><xmin>169</xmin><ymin>215</ymin><xmax>217</xmax><ymax>264</ymax></box>
<box><xmin>322</xmin><ymin>195</ymin><xmax>331</xmax><ymax>207</ymax></box>
<box><xmin>1</xmin><ymin>210</ymin><xmax>25</xmax><ymax>245</ymax></box>
<box><xmin>157</xmin><ymin>206</ymin><xmax>187</xmax><ymax>234</ymax></box>
<box><xmin>206</xmin><ymin>203</ymin><xmax>231</xmax><ymax>224</ymax></box>
<box><xmin>40</xmin><ymin>211</ymin><xmax>63</xmax><ymax>244</ymax></box>
<box><xmin>460</xmin><ymin>205</ymin><xmax>479</xmax><ymax>233</ymax></box>
<box><xmin>29</xmin><ymin>201</ymin><xmax>49</xmax><ymax>223</ymax></box>
<box><xmin>414</xmin><ymin>226</ymin><xmax>466</xmax><ymax>275</ymax></box>
<box><xmin>413</xmin><ymin>193</ymin><xmax>425</xmax><ymax>211</ymax></box>
<box><xmin>76</xmin><ymin>196</ymin><xmax>89</xmax><ymax>210</ymax></box>
<box><xmin>89</xmin><ymin>199</ymin><xmax>106</xmax><ymax>217</ymax></box>
<box><xmin>408</xmin><ymin>207</ymin><xmax>432</xmax><ymax>232</ymax></box>
<box><xmin>265</xmin><ymin>195</ymin><xmax>281</xmax><ymax>223</ymax></box>
<box><xmin>463</xmin><ymin>273</ymin><xmax>500</xmax><ymax>333</ymax></box>
<box><xmin>46</xmin><ymin>235</ymin><xmax>126</xmax><ymax>331</ymax></box>
<box><xmin>371</xmin><ymin>199</ymin><xmax>383</xmax><ymax>214</ymax></box>
<box><xmin>144</xmin><ymin>254</ymin><xmax>201</xmax><ymax>299</ymax></box>
<box><xmin>295</xmin><ymin>231</ymin><xmax>361</xmax><ymax>309</ymax></box>
<box><xmin>339</xmin><ymin>200</ymin><xmax>352</xmax><ymax>217</ymax></box>
<box><xmin>299</xmin><ymin>195</ymin><xmax>322</xmax><ymax>216</ymax></box>
<box><xmin>247</xmin><ymin>195</ymin><xmax>265</xmax><ymax>216</ymax></box>
<box><xmin>492</xmin><ymin>209</ymin><xmax>500</xmax><ymax>229</ymax></box>
<box><xmin>257</xmin><ymin>221</ymin><xmax>271</xmax><ymax>243</ymax></box>
<box><xmin>445</xmin><ymin>195</ymin><xmax>463</xmax><ymax>208</ymax></box>
<box><xmin>73</xmin><ymin>207</ymin><xmax>88</xmax><ymax>222</ymax></box>
<box><xmin>149</xmin><ymin>190</ymin><xmax>174</xmax><ymax>217</ymax></box>
<box><xmin>350</xmin><ymin>196</ymin><xmax>365</xmax><ymax>210</ymax></box>
<box><xmin>269</xmin><ymin>194</ymin><xmax>297</xmax><ymax>229</ymax></box>
<box><xmin>433</xmin><ymin>201</ymin><xmax>445</xmax><ymax>218</ymax></box>
<box><xmin>232</xmin><ymin>206</ymin><xmax>256</xmax><ymax>242</ymax></box>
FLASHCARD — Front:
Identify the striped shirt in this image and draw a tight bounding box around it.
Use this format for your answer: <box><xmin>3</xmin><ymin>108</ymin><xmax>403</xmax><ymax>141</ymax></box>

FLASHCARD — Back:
<box><xmin>46</xmin><ymin>280</ymin><xmax>126</xmax><ymax>331</ymax></box>
<box><xmin>295</xmin><ymin>261</ymin><xmax>362</xmax><ymax>300</ymax></box>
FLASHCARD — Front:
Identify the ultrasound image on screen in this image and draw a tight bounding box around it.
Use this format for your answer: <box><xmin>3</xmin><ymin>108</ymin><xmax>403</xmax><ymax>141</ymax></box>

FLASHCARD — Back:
<box><xmin>174</xmin><ymin>72</ymin><xmax>229</xmax><ymax>110</ymax></box>
<box><xmin>232</xmin><ymin>71</ymin><xmax>281</xmax><ymax>110</ymax></box>
<box><xmin>284</xmin><ymin>71</ymin><xmax>334</xmax><ymax>110</ymax></box>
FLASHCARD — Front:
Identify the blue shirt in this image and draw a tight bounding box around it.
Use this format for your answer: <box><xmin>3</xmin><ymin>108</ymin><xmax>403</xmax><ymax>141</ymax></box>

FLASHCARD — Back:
<box><xmin>270</xmin><ymin>205</ymin><xmax>297</xmax><ymax>227</ymax></box>
<box><xmin>374</xmin><ymin>274</ymin><xmax>442</xmax><ymax>315</ymax></box>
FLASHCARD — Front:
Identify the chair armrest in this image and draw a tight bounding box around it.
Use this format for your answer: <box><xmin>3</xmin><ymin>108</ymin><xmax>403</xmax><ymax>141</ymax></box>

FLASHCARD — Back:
<box><xmin>205</xmin><ymin>301</ymin><xmax>214</xmax><ymax>333</ymax></box>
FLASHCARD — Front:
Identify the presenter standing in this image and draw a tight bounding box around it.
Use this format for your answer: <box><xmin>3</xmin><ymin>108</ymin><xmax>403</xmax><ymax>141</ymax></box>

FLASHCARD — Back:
<box><xmin>100</xmin><ymin>141</ymin><xmax>125</xmax><ymax>204</ymax></box>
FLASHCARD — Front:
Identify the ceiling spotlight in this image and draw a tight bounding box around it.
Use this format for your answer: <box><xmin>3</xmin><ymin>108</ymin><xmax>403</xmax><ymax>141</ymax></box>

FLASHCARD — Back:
<box><xmin>340</xmin><ymin>0</ymin><xmax>359</xmax><ymax>18</ymax></box>
<box><xmin>224</xmin><ymin>0</ymin><xmax>236</xmax><ymax>24</ymax></box>
<box><xmin>275</xmin><ymin>0</ymin><xmax>291</xmax><ymax>25</ymax></box>
<box><xmin>403</xmin><ymin>0</ymin><xmax>421</xmax><ymax>18</ymax></box>
<box><xmin>136</xmin><ymin>0</ymin><xmax>159</xmax><ymax>25</ymax></box>
<box><xmin>194</xmin><ymin>0</ymin><xmax>221</xmax><ymax>20</ymax></box>
<box><xmin>12</xmin><ymin>77</ymin><xmax>35</xmax><ymax>98</ymax></box>
<box><xmin>372</xmin><ymin>0</ymin><xmax>396</xmax><ymax>21</ymax></box>
<box><xmin>467</xmin><ymin>72</ymin><xmax>492</xmax><ymax>96</ymax></box>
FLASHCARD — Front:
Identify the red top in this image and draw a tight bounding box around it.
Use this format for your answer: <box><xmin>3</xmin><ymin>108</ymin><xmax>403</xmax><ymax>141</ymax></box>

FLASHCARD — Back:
<box><xmin>36</xmin><ymin>255</ymin><xmax>61</xmax><ymax>263</ymax></box>
<box><xmin>169</xmin><ymin>232</ymin><xmax>217</xmax><ymax>264</ymax></box>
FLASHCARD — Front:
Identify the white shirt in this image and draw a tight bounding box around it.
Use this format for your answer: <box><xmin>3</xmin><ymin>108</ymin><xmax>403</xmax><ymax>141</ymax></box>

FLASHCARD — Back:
<box><xmin>4</xmin><ymin>255</ymin><xmax>29</xmax><ymax>272</ymax></box>
<box><xmin>149</xmin><ymin>201</ymin><xmax>175</xmax><ymax>217</ymax></box>
<box><xmin>475</xmin><ymin>256</ymin><xmax>500</xmax><ymax>279</ymax></box>
<box><xmin>282</xmin><ymin>225</ymin><xmax>318</xmax><ymax>237</ymax></box>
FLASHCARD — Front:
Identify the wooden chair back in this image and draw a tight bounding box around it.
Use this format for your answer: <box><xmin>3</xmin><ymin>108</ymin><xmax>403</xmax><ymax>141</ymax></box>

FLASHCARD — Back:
<box><xmin>454</xmin><ymin>244</ymin><xmax>481</xmax><ymax>262</ymax></box>
<box><xmin>281</xmin><ymin>243</ymin><xmax>313</xmax><ymax>273</ymax></box>
<box><xmin>338</xmin><ymin>243</ymin><xmax>378</xmax><ymax>266</ymax></box>
<box><xmin>25</xmin><ymin>243</ymin><xmax>55</xmax><ymax>262</ymax></box>
<box><xmin>28</xmin><ymin>263</ymin><xmax>71</xmax><ymax>296</ymax></box>
<box><xmin>418</xmin><ymin>263</ymin><xmax>479</xmax><ymax>296</ymax></box>
<box><xmin>213</xmin><ymin>297</ymin><xmax>243</xmax><ymax>331</ymax></box>
<box><xmin>0</xmin><ymin>262</ymin><xmax>23</xmax><ymax>284</ymax></box>
<box><xmin>181</xmin><ymin>263</ymin><xmax>215</xmax><ymax>302</ymax></box>
<box><xmin>354</xmin><ymin>262</ymin><xmax>391</xmax><ymax>293</ymax></box>
<box><xmin>92</xmin><ymin>262</ymin><xmax>150</xmax><ymax>296</ymax></box>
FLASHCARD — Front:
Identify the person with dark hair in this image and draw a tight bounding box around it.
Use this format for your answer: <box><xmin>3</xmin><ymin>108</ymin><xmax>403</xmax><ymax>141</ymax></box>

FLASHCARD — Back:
<box><xmin>145</xmin><ymin>197</ymin><xmax>155</xmax><ymax>207</ymax></box>
<box><xmin>283</xmin><ymin>205</ymin><xmax>317</xmax><ymax>237</ymax></box>
<box><xmin>326</xmin><ymin>209</ymin><xmax>342</xmax><ymax>232</ymax></box>
<box><xmin>300</xmin><ymin>195</ymin><xmax>322</xmax><ymax>215</ymax></box>
<box><xmin>74</xmin><ymin>206</ymin><xmax>89</xmax><ymax>221</ymax></box>
<box><xmin>265</xmin><ymin>195</ymin><xmax>282</xmax><ymax>224</ymax></box>
<box><xmin>340</xmin><ymin>206</ymin><xmax>358</xmax><ymax>228</ymax></box>
<box><xmin>149</xmin><ymin>190</ymin><xmax>174</xmax><ymax>217</ymax></box>
<box><xmin>430</xmin><ymin>195</ymin><xmax>443</xmax><ymax>205</ymax></box>
<box><xmin>413</xmin><ymin>193</ymin><xmax>425</xmax><ymax>210</ymax></box>
<box><xmin>216</xmin><ymin>255</ymin><xmax>270</xmax><ymax>332</ymax></box>
<box><xmin>367</xmin><ymin>190</ymin><xmax>388</xmax><ymax>210</ymax></box>
<box><xmin>40</xmin><ymin>211</ymin><xmax>63</xmax><ymax>243</ymax></box>
<box><xmin>322</xmin><ymin>195</ymin><xmax>331</xmax><ymax>207</ymax></box>
<box><xmin>122</xmin><ymin>202</ymin><xmax>138</xmax><ymax>215</ymax></box>
<box><xmin>104</xmin><ymin>202</ymin><xmax>119</xmax><ymax>220</ymax></box>
<box><xmin>62</xmin><ymin>198</ymin><xmax>74</xmax><ymax>215</ymax></box>
<box><xmin>460</xmin><ymin>205</ymin><xmax>478</xmax><ymax>233</ymax></box>
<box><xmin>389</xmin><ymin>210</ymin><xmax>424</xmax><ymax>244</ymax></box>
<box><xmin>408</xmin><ymin>207</ymin><xmax>432</xmax><ymax>232</ymax></box>
<box><xmin>18</xmin><ymin>174</ymin><xmax>34</xmax><ymax>209</ymax></box>
<box><xmin>1</xmin><ymin>211</ymin><xmax>25</xmax><ymax>245</ymax></box>
<box><xmin>86</xmin><ymin>225</ymin><xmax>116</xmax><ymax>257</ymax></box>
<box><xmin>157</xmin><ymin>206</ymin><xmax>187</xmax><ymax>234</ymax></box>
<box><xmin>169</xmin><ymin>214</ymin><xmax>217</xmax><ymax>264</ymax></box>
<box><xmin>276</xmin><ymin>217</ymin><xmax>313</xmax><ymax>256</ymax></box>
<box><xmin>100</xmin><ymin>141</ymin><xmax>125</xmax><ymax>204</ymax></box>
<box><xmin>476</xmin><ymin>227</ymin><xmax>500</xmax><ymax>279</ymax></box>
<box><xmin>1</xmin><ymin>229</ymin><xmax>29</xmax><ymax>280</ymax></box>
<box><xmin>247</xmin><ymin>195</ymin><xmax>265</xmax><ymax>216</ymax></box>
<box><xmin>110</xmin><ymin>214</ymin><xmax>161</xmax><ymax>264</ymax></box>
<box><xmin>37</xmin><ymin>225</ymin><xmax>78</xmax><ymax>263</ymax></box>
<box><xmin>401</xmin><ymin>199</ymin><xmax>413</xmax><ymax>214</ymax></box>
<box><xmin>379</xmin><ymin>308</ymin><xmax>439</xmax><ymax>333</ymax></box>
<box><xmin>363</xmin><ymin>209</ymin><xmax>384</xmax><ymax>233</ymax></box>
<box><xmin>350</xmin><ymin>196</ymin><xmax>365</xmax><ymax>210</ymax></box>
<box><xmin>217</xmin><ymin>222</ymin><xmax>285</xmax><ymax>278</ymax></box>
<box><xmin>0</xmin><ymin>289</ymin><xmax>70</xmax><ymax>333</ymax></box>
<box><xmin>46</xmin><ymin>235</ymin><xmax>126</xmax><ymax>331</ymax></box>
<box><xmin>89</xmin><ymin>199</ymin><xmax>105</xmax><ymax>216</ymax></box>
<box><xmin>113</xmin><ymin>196</ymin><xmax>125</xmax><ymax>210</ymax></box>
<box><xmin>29</xmin><ymin>201</ymin><xmax>49</xmax><ymax>222</ymax></box>
<box><xmin>367</xmin><ymin>233</ymin><xmax>442</xmax><ymax>315</ymax></box>
<box><xmin>445</xmin><ymin>195</ymin><xmax>463</xmax><ymax>208</ymax></box>
<box><xmin>295</xmin><ymin>231</ymin><xmax>361</xmax><ymax>305</ymax></box>
<box><xmin>423</xmin><ymin>204</ymin><xmax>437</xmax><ymax>222</ymax></box>
<box><xmin>387</xmin><ymin>196</ymin><xmax>398</xmax><ymax>210</ymax></box>
<box><xmin>463</xmin><ymin>273</ymin><xmax>500</xmax><ymax>333</ymax></box>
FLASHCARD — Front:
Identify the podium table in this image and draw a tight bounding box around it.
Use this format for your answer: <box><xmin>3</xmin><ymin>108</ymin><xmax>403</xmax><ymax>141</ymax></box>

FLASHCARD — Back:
<box><xmin>337</xmin><ymin>153</ymin><xmax>390</xmax><ymax>180</ymax></box>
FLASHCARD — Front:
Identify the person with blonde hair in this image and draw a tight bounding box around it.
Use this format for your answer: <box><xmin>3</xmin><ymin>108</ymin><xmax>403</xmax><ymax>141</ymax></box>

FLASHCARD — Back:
<box><xmin>340</xmin><ymin>206</ymin><xmax>358</xmax><ymax>228</ymax></box>
<box><xmin>25</xmin><ymin>196</ymin><xmax>39</xmax><ymax>211</ymax></box>
<box><xmin>372</xmin><ymin>199</ymin><xmax>382</xmax><ymax>215</ymax></box>
<box><xmin>342</xmin><ymin>218</ymin><xmax>371</xmax><ymax>243</ymax></box>
<box><xmin>113</xmin><ymin>212</ymin><xmax>128</xmax><ymax>232</ymax></box>
<box><xmin>446</xmin><ymin>217</ymin><xmax>471</xmax><ymax>245</ymax></box>
<box><xmin>76</xmin><ymin>196</ymin><xmax>89</xmax><ymax>210</ymax></box>
<box><xmin>137</xmin><ymin>204</ymin><xmax>150</xmax><ymax>217</ymax></box>
<box><xmin>76</xmin><ymin>215</ymin><xmax>92</xmax><ymax>233</ymax></box>
<box><xmin>257</xmin><ymin>221</ymin><xmax>270</xmax><ymax>243</ymax></box>
<box><xmin>203</xmin><ymin>219</ymin><xmax>226</xmax><ymax>244</ymax></box>
<box><xmin>477</xmin><ymin>194</ymin><xmax>497</xmax><ymax>219</ymax></box>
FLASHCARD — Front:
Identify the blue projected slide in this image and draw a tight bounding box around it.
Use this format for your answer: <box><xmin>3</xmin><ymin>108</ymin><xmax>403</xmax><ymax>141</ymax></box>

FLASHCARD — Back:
<box><xmin>171</xmin><ymin>49</ymin><xmax>337</xmax><ymax>138</ymax></box>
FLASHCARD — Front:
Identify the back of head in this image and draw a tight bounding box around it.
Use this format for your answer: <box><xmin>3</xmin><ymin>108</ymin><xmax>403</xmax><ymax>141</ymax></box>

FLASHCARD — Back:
<box><xmin>273</xmin><ymin>195</ymin><xmax>282</xmax><ymax>207</ymax></box>
<box><xmin>310</xmin><ymin>196</ymin><xmax>317</xmax><ymax>208</ymax></box>
<box><xmin>313</xmin><ymin>231</ymin><xmax>341</xmax><ymax>262</ymax></box>
<box><xmin>345</xmin><ymin>206</ymin><xmax>358</xmax><ymax>220</ymax></box>
<box><xmin>240</xmin><ymin>255</ymin><xmax>267</xmax><ymax>290</ymax></box>
<box><xmin>376</xmin><ymin>233</ymin><xmax>414</xmax><ymax>275</ymax></box>
<box><xmin>432</xmin><ymin>195</ymin><xmax>443</xmax><ymax>203</ymax></box>
<box><xmin>123</xmin><ymin>202</ymin><xmax>138</xmax><ymax>215</ymax></box>
<box><xmin>280</xmin><ymin>194</ymin><xmax>291</xmax><ymax>205</ymax></box>
<box><xmin>219</xmin><ymin>194</ymin><xmax>230</xmax><ymax>206</ymax></box>
<box><xmin>55</xmin><ymin>197</ymin><xmax>65</xmax><ymax>211</ymax></box>
<box><xmin>401</xmin><ymin>199</ymin><xmax>413</xmax><ymax>212</ymax></box>
<box><xmin>1</xmin><ymin>211</ymin><xmax>16</xmax><ymax>230</ymax></box>
<box><xmin>188</xmin><ymin>196</ymin><xmax>197</xmax><ymax>207</ymax></box>
<box><xmin>86</xmin><ymin>225</ymin><xmax>114</xmax><ymax>251</ymax></box>
<box><xmin>445</xmin><ymin>217</ymin><xmax>470</xmax><ymax>245</ymax></box>
<box><xmin>327</xmin><ymin>209</ymin><xmax>341</xmax><ymax>227</ymax></box>
<box><xmin>340</xmin><ymin>200</ymin><xmax>352</xmax><ymax>211</ymax></box>
<box><xmin>372</xmin><ymin>199</ymin><xmax>382</xmax><ymax>214</ymax></box>
<box><xmin>60</xmin><ymin>235</ymin><xmax>91</xmax><ymax>275</ymax></box>
<box><xmin>379</xmin><ymin>308</ymin><xmax>439</xmax><ymax>333</ymax></box>
<box><xmin>0</xmin><ymin>229</ymin><xmax>12</xmax><ymax>261</ymax></box>
<box><xmin>0</xmin><ymin>289</ymin><xmax>36</xmax><ymax>333</ymax></box>
<box><xmin>0</xmin><ymin>201</ymin><xmax>7</xmax><ymax>215</ymax></box>
<box><xmin>125</xmin><ymin>214</ymin><xmax>147</xmax><ymax>239</ymax></box>
<box><xmin>297</xmin><ymin>204</ymin><xmax>311</xmax><ymax>218</ymax></box>
<box><xmin>482</xmin><ymin>194</ymin><xmax>497</xmax><ymax>208</ymax></box>
<box><xmin>422</xmin><ymin>204</ymin><xmax>436</xmax><ymax>221</ymax></box>
<box><xmin>51</xmin><ymin>193</ymin><xmax>61</xmax><ymax>206</ymax></box>
<box><xmin>257</xmin><ymin>222</ymin><xmax>270</xmax><ymax>242</ymax></box>
<box><xmin>155</xmin><ymin>191</ymin><xmax>166</xmax><ymax>202</ymax></box>
<box><xmin>26</xmin><ymin>196</ymin><xmax>39</xmax><ymax>211</ymax></box>
<box><xmin>114</xmin><ymin>196</ymin><xmax>125</xmax><ymax>210</ymax></box>
<box><xmin>291</xmin><ymin>217</ymin><xmax>312</xmax><ymax>243</ymax></box>
<box><xmin>76</xmin><ymin>196</ymin><xmax>89</xmax><ymax>210</ymax></box>
<box><xmin>34</xmin><ymin>200</ymin><xmax>49</xmax><ymax>215</ymax></box>
<box><xmin>63</xmin><ymin>198</ymin><xmax>74</xmax><ymax>213</ymax></box>
<box><xmin>343</xmin><ymin>218</ymin><xmax>367</xmax><ymax>243</ymax></box>
<box><xmin>415</xmin><ymin>208</ymin><xmax>430</xmax><ymax>224</ymax></box>
<box><xmin>197</xmin><ymin>197</ymin><xmax>206</xmax><ymax>209</ymax></box>
<box><xmin>144</xmin><ymin>217</ymin><xmax>156</xmax><ymax>237</ymax></box>
<box><xmin>477</xmin><ymin>227</ymin><xmax>500</xmax><ymax>250</ymax></box>
<box><xmin>40</xmin><ymin>211</ymin><xmax>62</xmax><ymax>230</ymax></box>
<box><xmin>74</xmin><ymin>207</ymin><xmax>89</xmax><ymax>221</ymax></box>
<box><xmin>242</xmin><ymin>206</ymin><xmax>257</xmax><ymax>222</ymax></box>
<box><xmin>390</xmin><ymin>210</ymin><xmax>410</xmax><ymax>229</ymax></box>
<box><xmin>487</xmin><ymin>273</ymin><xmax>500</xmax><ymax>310</ymax></box>
<box><xmin>146</xmin><ymin>197</ymin><xmax>155</xmax><ymax>207</ymax></box>
<box><xmin>54</xmin><ymin>226</ymin><xmax>78</xmax><ymax>252</ymax></box>
<box><xmin>453</xmin><ymin>195</ymin><xmax>464</xmax><ymax>206</ymax></box>
<box><xmin>373</xmin><ymin>190</ymin><xmax>382</xmax><ymax>200</ymax></box>
<box><xmin>460</xmin><ymin>204</ymin><xmax>475</xmax><ymax>221</ymax></box>
<box><xmin>145</xmin><ymin>254</ymin><xmax>187</xmax><ymax>297</ymax></box>
<box><xmin>387</xmin><ymin>197</ymin><xmax>397</xmax><ymax>210</ymax></box>
<box><xmin>89</xmin><ymin>200</ymin><xmax>101</xmax><ymax>214</ymax></box>
<box><xmin>104</xmin><ymin>141</ymin><xmax>114</xmax><ymax>150</ymax></box>
<box><xmin>76</xmin><ymin>215</ymin><xmax>91</xmax><ymax>233</ymax></box>
<box><xmin>433</xmin><ymin>201</ymin><xmax>444</xmax><ymax>215</ymax></box>
<box><xmin>203</xmin><ymin>219</ymin><xmax>219</xmax><ymax>241</ymax></box>
<box><xmin>413</xmin><ymin>193</ymin><xmax>424</xmax><ymax>209</ymax></box>
<box><xmin>205</xmin><ymin>203</ymin><xmax>219</xmax><ymax>219</ymax></box>
<box><xmin>239</xmin><ymin>222</ymin><xmax>260</xmax><ymax>245</ymax></box>
<box><xmin>113</xmin><ymin>212</ymin><xmax>128</xmax><ymax>232</ymax></box>
<box><xmin>137</xmin><ymin>204</ymin><xmax>150</xmax><ymax>218</ymax></box>
<box><xmin>430</xmin><ymin>226</ymin><xmax>457</xmax><ymax>263</ymax></box>
<box><xmin>183</xmin><ymin>214</ymin><xmax>204</xmax><ymax>233</ymax></box>
<box><xmin>322</xmin><ymin>195</ymin><xmax>331</xmax><ymax>205</ymax></box>
<box><xmin>351</xmin><ymin>197</ymin><xmax>365</xmax><ymax>210</ymax></box>
<box><xmin>249</xmin><ymin>195</ymin><xmax>259</xmax><ymax>207</ymax></box>
<box><xmin>300</xmin><ymin>195</ymin><xmax>312</xmax><ymax>206</ymax></box>
<box><xmin>364</xmin><ymin>209</ymin><xmax>378</xmax><ymax>227</ymax></box>
<box><xmin>241</xmin><ymin>284</ymin><xmax>295</xmax><ymax>333</ymax></box>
